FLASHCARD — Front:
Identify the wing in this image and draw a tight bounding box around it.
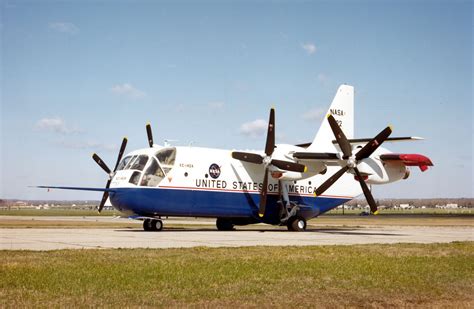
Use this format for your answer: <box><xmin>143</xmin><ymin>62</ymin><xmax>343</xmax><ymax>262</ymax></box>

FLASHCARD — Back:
<box><xmin>35</xmin><ymin>186</ymin><xmax>116</xmax><ymax>192</ymax></box>
<box><xmin>295</xmin><ymin>136</ymin><xmax>424</xmax><ymax>149</ymax></box>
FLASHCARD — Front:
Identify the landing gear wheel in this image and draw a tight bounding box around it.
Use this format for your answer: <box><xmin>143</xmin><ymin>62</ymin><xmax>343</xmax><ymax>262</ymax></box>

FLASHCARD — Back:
<box><xmin>143</xmin><ymin>219</ymin><xmax>163</xmax><ymax>231</ymax></box>
<box><xmin>287</xmin><ymin>216</ymin><xmax>306</xmax><ymax>231</ymax></box>
<box><xmin>216</xmin><ymin>218</ymin><xmax>234</xmax><ymax>231</ymax></box>
<box><xmin>143</xmin><ymin>219</ymin><xmax>152</xmax><ymax>231</ymax></box>
<box><xmin>150</xmin><ymin>219</ymin><xmax>163</xmax><ymax>231</ymax></box>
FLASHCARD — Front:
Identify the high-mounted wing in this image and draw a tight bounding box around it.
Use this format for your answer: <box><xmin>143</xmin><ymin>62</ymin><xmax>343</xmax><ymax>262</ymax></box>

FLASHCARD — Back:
<box><xmin>295</xmin><ymin>136</ymin><xmax>424</xmax><ymax>149</ymax></box>
<box><xmin>292</xmin><ymin>152</ymin><xmax>339</xmax><ymax>160</ymax></box>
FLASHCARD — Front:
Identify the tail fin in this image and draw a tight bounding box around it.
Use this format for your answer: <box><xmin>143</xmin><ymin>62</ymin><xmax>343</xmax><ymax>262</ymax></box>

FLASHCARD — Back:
<box><xmin>307</xmin><ymin>84</ymin><xmax>354</xmax><ymax>152</ymax></box>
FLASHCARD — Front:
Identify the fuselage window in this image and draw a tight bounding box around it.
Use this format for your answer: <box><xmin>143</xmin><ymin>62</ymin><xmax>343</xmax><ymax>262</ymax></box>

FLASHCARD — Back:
<box><xmin>155</xmin><ymin>148</ymin><xmax>177</xmax><ymax>174</ymax></box>
<box><xmin>140</xmin><ymin>158</ymin><xmax>165</xmax><ymax>187</ymax></box>
<box><xmin>130</xmin><ymin>155</ymin><xmax>149</xmax><ymax>171</ymax></box>
<box><xmin>117</xmin><ymin>156</ymin><xmax>132</xmax><ymax>171</ymax></box>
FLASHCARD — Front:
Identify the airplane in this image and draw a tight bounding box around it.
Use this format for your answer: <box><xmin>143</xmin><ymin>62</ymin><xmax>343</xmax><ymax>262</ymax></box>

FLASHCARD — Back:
<box><xmin>38</xmin><ymin>85</ymin><xmax>433</xmax><ymax>231</ymax></box>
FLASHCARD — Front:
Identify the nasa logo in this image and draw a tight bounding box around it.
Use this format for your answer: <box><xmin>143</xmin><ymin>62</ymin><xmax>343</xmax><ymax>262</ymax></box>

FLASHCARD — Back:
<box><xmin>330</xmin><ymin>109</ymin><xmax>345</xmax><ymax>116</ymax></box>
<box><xmin>209</xmin><ymin>163</ymin><xmax>221</xmax><ymax>179</ymax></box>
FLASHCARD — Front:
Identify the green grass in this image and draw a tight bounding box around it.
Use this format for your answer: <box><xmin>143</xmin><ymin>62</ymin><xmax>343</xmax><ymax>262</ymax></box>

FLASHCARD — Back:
<box><xmin>1</xmin><ymin>242</ymin><xmax>473</xmax><ymax>307</ymax></box>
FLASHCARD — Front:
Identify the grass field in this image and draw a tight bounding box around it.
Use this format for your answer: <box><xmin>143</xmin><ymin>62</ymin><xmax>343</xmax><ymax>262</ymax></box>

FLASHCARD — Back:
<box><xmin>1</xmin><ymin>242</ymin><xmax>473</xmax><ymax>307</ymax></box>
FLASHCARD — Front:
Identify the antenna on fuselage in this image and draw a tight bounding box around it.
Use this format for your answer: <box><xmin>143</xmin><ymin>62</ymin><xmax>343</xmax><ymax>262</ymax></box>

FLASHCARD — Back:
<box><xmin>164</xmin><ymin>139</ymin><xmax>178</xmax><ymax>147</ymax></box>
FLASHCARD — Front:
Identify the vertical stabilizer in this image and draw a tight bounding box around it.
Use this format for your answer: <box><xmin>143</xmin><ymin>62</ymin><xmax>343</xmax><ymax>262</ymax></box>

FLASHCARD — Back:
<box><xmin>307</xmin><ymin>85</ymin><xmax>354</xmax><ymax>152</ymax></box>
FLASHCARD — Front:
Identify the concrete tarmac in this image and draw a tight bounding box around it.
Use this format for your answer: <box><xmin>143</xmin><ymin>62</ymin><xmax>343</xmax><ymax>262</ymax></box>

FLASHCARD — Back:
<box><xmin>1</xmin><ymin>225</ymin><xmax>472</xmax><ymax>250</ymax></box>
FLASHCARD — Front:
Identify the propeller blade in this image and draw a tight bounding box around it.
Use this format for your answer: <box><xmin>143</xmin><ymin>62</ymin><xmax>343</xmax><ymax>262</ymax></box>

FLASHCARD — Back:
<box><xmin>258</xmin><ymin>168</ymin><xmax>269</xmax><ymax>217</ymax></box>
<box><xmin>92</xmin><ymin>153</ymin><xmax>111</xmax><ymax>175</ymax></box>
<box><xmin>232</xmin><ymin>151</ymin><xmax>264</xmax><ymax>164</ymax></box>
<box><xmin>354</xmin><ymin>167</ymin><xmax>377</xmax><ymax>214</ymax></box>
<box><xmin>112</xmin><ymin>137</ymin><xmax>128</xmax><ymax>172</ymax></box>
<box><xmin>355</xmin><ymin>126</ymin><xmax>392</xmax><ymax>161</ymax></box>
<box><xmin>271</xmin><ymin>159</ymin><xmax>307</xmax><ymax>173</ymax></box>
<box><xmin>146</xmin><ymin>123</ymin><xmax>154</xmax><ymax>148</ymax></box>
<box><xmin>97</xmin><ymin>179</ymin><xmax>111</xmax><ymax>213</ymax></box>
<box><xmin>264</xmin><ymin>108</ymin><xmax>275</xmax><ymax>156</ymax></box>
<box><xmin>315</xmin><ymin>165</ymin><xmax>350</xmax><ymax>196</ymax></box>
<box><xmin>327</xmin><ymin>114</ymin><xmax>352</xmax><ymax>158</ymax></box>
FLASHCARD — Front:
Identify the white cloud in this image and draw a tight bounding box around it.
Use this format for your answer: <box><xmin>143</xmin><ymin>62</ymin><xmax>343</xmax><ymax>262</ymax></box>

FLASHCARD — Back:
<box><xmin>208</xmin><ymin>101</ymin><xmax>224</xmax><ymax>110</ymax></box>
<box><xmin>239</xmin><ymin>119</ymin><xmax>267</xmax><ymax>138</ymax></box>
<box><xmin>302</xmin><ymin>107</ymin><xmax>325</xmax><ymax>121</ymax></box>
<box><xmin>301</xmin><ymin>42</ymin><xmax>317</xmax><ymax>54</ymax></box>
<box><xmin>49</xmin><ymin>22</ymin><xmax>79</xmax><ymax>34</ymax></box>
<box><xmin>56</xmin><ymin>140</ymin><xmax>117</xmax><ymax>152</ymax></box>
<box><xmin>36</xmin><ymin>117</ymin><xmax>81</xmax><ymax>134</ymax></box>
<box><xmin>110</xmin><ymin>83</ymin><xmax>146</xmax><ymax>100</ymax></box>
<box><xmin>317</xmin><ymin>73</ymin><xmax>328</xmax><ymax>83</ymax></box>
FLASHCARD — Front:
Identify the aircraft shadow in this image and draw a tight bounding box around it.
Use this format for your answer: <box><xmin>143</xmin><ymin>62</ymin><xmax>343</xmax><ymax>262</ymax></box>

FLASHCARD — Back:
<box><xmin>114</xmin><ymin>227</ymin><xmax>406</xmax><ymax>236</ymax></box>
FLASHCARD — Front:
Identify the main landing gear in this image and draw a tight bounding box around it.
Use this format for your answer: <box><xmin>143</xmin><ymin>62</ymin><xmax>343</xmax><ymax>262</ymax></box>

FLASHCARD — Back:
<box><xmin>278</xmin><ymin>181</ymin><xmax>307</xmax><ymax>231</ymax></box>
<box><xmin>143</xmin><ymin>218</ymin><xmax>163</xmax><ymax>231</ymax></box>
<box><xmin>287</xmin><ymin>216</ymin><xmax>306</xmax><ymax>232</ymax></box>
<box><xmin>216</xmin><ymin>218</ymin><xmax>235</xmax><ymax>231</ymax></box>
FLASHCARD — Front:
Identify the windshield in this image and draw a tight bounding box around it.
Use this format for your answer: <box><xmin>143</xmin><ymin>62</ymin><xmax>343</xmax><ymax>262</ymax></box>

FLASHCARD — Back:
<box><xmin>140</xmin><ymin>158</ymin><xmax>165</xmax><ymax>187</ymax></box>
<box><xmin>155</xmin><ymin>148</ymin><xmax>176</xmax><ymax>174</ymax></box>
<box><xmin>117</xmin><ymin>156</ymin><xmax>132</xmax><ymax>171</ymax></box>
<box><xmin>124</xmin><ymin>155</ymin><xmax>138</xmax><ymax>169</ymax></box>
<box><xmin>129</xmin><ymin>155</ymin><xmax>149</xmax><ymax>171</ymax></box>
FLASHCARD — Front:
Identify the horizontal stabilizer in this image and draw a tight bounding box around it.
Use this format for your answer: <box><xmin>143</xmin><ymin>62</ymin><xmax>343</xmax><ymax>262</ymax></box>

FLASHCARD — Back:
<box><xmin>379</xmin><ymin>153</ymin><xmax>433</xmax><ymax>172</ymax></box>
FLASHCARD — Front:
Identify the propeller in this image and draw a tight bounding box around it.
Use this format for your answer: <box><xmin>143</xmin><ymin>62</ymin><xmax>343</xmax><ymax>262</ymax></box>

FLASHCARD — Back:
<box><xmin>146</xmin><ymin>122</ymin><xmax>154</xmax><ymax>147</ymax></box>
<box><xmin>231</xmin><ymin>108</ymin><xmax>307</xmax><ymax>217</ymax></box>
<box><xmin>315</xmin><ymin>115</ymin><xmax>392</xmax><ymax>214</ymax></box>
<box><xmin>92</xmin><ymin>137</ymin><xmax>128</xmax><ymax>212</ymax></box>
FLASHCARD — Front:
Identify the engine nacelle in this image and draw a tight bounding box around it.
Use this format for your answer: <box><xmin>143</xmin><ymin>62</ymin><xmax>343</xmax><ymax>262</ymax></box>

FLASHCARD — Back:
<box><xmin>270</xmin><ymin>170</ymin><xmax>319</xmax><ymax>181</ymax></box>
<box><xmin>356</xmin><ymin>158</ymin><xmax>408</xmax><ymax>185</ymax></box>
<box><xmin>269</xmin><ymin>144</ymin><xmax>324</xmax><ymax>181</ymax></box>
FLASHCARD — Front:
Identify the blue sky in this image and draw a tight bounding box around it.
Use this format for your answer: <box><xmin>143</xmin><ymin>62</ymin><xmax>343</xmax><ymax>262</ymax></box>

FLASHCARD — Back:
<box><xmin>1</xmin><ymin>0</ymin><xmax>472</xmax><ymax>200</ymax></box>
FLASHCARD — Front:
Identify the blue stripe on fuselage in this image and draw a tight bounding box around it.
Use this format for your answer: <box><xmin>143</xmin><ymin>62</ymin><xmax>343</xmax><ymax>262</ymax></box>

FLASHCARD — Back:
<box><xmin>110</xmin><ymin>187</ymin><xmax>350</xmax><ymax>224</ymax></box>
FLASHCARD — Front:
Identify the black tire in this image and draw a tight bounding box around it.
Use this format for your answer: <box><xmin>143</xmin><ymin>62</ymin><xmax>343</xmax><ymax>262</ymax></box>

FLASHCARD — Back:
<box><xmin>216</xmin><ymin>218</ymin><xmax>234</xmax><ymax>231</ymax></box>
<box><xmin>143</xmin><ymin>219</ymin><xmax>152</xmax><ymax>231</ymax></box>
<box><xmin>150</xmin><ymin>219</ymin><xmax>163</xmax><ymax>231</ymax></box>
<box><xmin>287</xmin><ymin>216</ymin><xmax>306</xmax><ymax>231</ymax></box>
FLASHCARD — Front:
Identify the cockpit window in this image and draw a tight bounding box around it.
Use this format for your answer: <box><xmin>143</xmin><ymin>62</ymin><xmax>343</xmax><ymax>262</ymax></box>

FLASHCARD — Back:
<box><xmin>155</xmin><ymin>148</ymin><xmax>176</xmax><ymax>174</ymax></box>
<box><xmin>124</xmin><ymin>155</ymin><xmax>138</xmax><ymax>170</ymax></box>
<box><xmin>117</xmin><ymin>156</ymin><xmax>132</xmax><ymax>171</ymax></box>
<box><xmin>129</xmin><ymin>155</ymin><xmax>149</xmax><ymax>171</ymax></box>
<box><xmin>140</xmin><ymin>158</ymin><xmax>165</xmax><ymax>187</ymax></box>
<box><xmin>129</xmin><ymin>171</ymin><xmax>142</xmax><ymax>185</ymax></box>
